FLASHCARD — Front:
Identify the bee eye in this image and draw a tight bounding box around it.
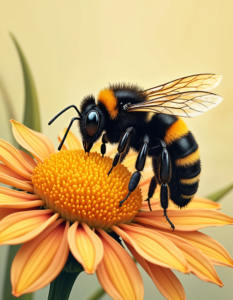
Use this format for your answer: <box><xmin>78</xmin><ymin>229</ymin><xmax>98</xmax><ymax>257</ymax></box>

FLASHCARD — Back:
<box><xmin>86</xmin><ymin>111</ymin><xmax>99</xmax><ymax>136</ymax></box>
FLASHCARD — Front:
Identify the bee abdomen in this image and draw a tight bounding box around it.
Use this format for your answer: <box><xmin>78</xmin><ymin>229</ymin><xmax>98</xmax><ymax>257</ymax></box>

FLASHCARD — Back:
<box><xmin>162</xmin><ymin>117</ymin><xmax>201</xmax><ymax>207</ymax></box>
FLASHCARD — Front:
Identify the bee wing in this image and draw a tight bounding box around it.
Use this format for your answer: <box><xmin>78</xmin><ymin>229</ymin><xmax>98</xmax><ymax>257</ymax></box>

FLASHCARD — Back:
<box><xmin>144</xmin><ymin>74</ymin><xmax>222</xmax><ymax>99</ymax></box>
<box><xmin>127</xmin><ymin>91</ymin><xmax>223</xmax><ymax>117</ymax></box>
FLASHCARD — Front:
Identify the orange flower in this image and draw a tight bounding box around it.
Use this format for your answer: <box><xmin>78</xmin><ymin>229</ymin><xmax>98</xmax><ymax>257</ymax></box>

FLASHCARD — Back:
<box><xmin>0</xmin><ymin>120</ymin><xmax>232</xmax><ymax>300</ymax></box>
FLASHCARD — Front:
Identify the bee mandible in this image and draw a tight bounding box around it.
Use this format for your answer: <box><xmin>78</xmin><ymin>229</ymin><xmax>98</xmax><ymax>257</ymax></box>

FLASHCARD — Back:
<box><xmin>49</xmin><ymin>74</ymin><xmax>222</xmax><ymax>230</ymax></box>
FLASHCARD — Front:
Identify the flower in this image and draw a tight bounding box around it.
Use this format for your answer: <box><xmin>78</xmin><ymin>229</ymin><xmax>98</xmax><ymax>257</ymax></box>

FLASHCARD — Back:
<box><xmin>0</xmin><ymin>120</ymin><xmax>232</xmax><ymax>300</ymax></box>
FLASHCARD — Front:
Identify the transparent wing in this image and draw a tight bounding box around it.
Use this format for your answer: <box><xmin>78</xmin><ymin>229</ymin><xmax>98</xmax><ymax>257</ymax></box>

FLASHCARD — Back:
<box><xmin>144</xmin><ymin>74</ymin><xmax>222</xmax><ymax>99</ymax></box>
<box><xmin>127</xmin><ymin>91</ymin><xmax>223</xmax><ymax>117</ymax></box>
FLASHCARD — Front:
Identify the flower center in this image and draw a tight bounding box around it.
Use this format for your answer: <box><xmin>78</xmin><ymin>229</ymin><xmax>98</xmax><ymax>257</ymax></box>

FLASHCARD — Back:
<box><xmin>32</xmin><ymin>150</ymin><xmax>142</xmax><ymax>229</ymax></box>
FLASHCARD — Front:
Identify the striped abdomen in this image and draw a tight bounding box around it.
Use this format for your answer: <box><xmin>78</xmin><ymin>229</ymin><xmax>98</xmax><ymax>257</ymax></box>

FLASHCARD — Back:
<box><xmin>152</xmin><ymin>114</ymin><xmax>201</xmax><ymax>208</ymax></box>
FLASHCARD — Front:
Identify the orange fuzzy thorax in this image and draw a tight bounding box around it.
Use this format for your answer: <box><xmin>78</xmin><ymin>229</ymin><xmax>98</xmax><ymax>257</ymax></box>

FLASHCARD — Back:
<box><xmin>98</xmin><ymin>89</ymin><xmax>118</xmax><ymax>119</ymax></box>
<box><xmin>32</xmin><ymin>150</ymin><xmax>142</xmax><ymax>230</ymax></box>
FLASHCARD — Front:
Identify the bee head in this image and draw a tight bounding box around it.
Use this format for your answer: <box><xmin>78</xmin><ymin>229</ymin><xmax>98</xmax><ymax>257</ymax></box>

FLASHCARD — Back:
<box><xmin>79</xmin><ymin>95</ymin><xmax>105</xmax><ymax>152</ymax></box>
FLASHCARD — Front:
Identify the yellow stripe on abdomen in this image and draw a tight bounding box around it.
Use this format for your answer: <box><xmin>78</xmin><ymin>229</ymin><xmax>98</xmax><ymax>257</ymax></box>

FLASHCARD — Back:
<box><xmin>180</xmin><ymin>174</ymin><xmax>200</xmax><ymax>185</ymax></box>
<box><xmin>164</xmin><ymin>118</ymin><xmax>189</xmax><ymax>145</ymax></box>
<box><xmin>175</xmin><ymin>148</ymin><xmax>200</xmax><ymax>167</ymax></box>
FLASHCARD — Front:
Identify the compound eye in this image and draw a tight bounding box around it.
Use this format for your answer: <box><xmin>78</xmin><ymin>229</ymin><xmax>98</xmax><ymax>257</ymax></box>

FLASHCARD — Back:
<box><xmin>86</xmin><ymin>111</ymin><xmax>99</xmax><ymax>136</ymax></box>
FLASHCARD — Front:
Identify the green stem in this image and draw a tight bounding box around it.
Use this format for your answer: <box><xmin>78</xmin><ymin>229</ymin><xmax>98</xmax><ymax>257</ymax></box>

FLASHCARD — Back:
<box><xmin>47</xmin><ymin>271</ymin><xmax>80</xmax><ymax>300</ymax></box>
<box><xmin>85</xmin><ymin>287</ymin><xmax>106</xmax><ymax>300</ymax></box>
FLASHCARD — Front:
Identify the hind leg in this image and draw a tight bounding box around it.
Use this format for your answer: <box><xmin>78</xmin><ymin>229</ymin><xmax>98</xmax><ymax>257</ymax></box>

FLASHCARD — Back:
<box><xmin>152</xmin><ymin>140</ymin><xmax>175</xmax><ymax>230</ymax></box>
<box><xmin>145</xmin><ymin>177</ymin><xmax>157</xmax><ymax>211</ymax></box>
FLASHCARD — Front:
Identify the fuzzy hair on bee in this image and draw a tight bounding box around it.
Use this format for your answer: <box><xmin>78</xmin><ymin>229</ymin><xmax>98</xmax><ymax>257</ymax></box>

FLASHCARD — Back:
<box><xmin>49</xmin><ymin>73</ymin><xmax>223</xmax><ymax>230</ymax></box>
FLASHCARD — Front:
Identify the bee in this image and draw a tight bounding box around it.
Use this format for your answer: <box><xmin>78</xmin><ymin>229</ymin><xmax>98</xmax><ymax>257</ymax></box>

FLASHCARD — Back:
<box><xmin>49</xmin><ymin>74</ymin><xmax>222</xmax><ymax>230</ymax></box>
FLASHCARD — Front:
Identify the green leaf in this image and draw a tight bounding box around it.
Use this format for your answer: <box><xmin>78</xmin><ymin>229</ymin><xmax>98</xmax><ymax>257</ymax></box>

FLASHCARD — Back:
<box><xmin>206</xmin><ymin>182</ymin><xmax>233</xmax><ymax>202</ymax></box>
<box><xmin>85</xmin><ymin>287</ymin><xmax>106</xmax><ymax>300</ymax></box>
<box><xmin>10</xmin><ymin>33</ymin><xmax>41</xmax><ymax>132</ymax></box>
<box><xmin>0</xmin><ymin>78</ymin><xmax>18</xmax><ymax>147</ymax></box>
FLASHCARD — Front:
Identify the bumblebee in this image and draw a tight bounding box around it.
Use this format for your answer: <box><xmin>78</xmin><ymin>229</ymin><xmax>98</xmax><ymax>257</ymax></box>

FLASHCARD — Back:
<box><xmin>49</xmin><ymin>74</ymin><xmax>222</xmax><ymax>230</ymax></box>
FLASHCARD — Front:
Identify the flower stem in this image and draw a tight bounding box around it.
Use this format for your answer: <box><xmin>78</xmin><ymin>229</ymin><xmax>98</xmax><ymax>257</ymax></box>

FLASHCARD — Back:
<box><xmin>47</xmin><ymin>271</ymin><xmax>80</xmax><ymax>300</ymax></box>
<box><xmin>85</xmin><ymin>287</ymin><xmax>105</xmax><ymax>300</ymax></box>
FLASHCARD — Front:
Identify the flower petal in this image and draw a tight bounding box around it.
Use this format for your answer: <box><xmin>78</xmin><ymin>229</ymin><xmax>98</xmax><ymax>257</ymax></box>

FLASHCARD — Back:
<box><xmin>11</xmin><ymin>219</ymin><xmax>69</xmax><ymax>296</ymax></box>
<box><xmin>157</xmin><ymin>229</ymin><xmax>223</xmax><ymax>286</ymax></box>
<box><xmin>0</xmin><ymin>186</ymin><xmax>39</xmax><ymax>199</ymax></box>
<box><xmin>58</xmin><ymin>129</ymin><xmax>82</xmax><ymax>150</ymax></box>
<box><xmin>18</xmin><ymin>150</ymin><xmax>37</xmax><ymax>169</ymax></box>
<box><xmin>0</xmin><ymin>209</ymin><xmax>58</xmax><ymax>245</ymax></box>
<box><xmin>112</xmin><ymin>224</ymin><xmax>188</xmax><ymax>273</ymax></box>
<box><xmin>0</xmin><ymin>139</ymin><xmax>33</xmax><ymax>178</ymax></box>
<box><xmin>134</xmin><ymin>209</ymin><xmax>233</xmax><ymax>231</ymax></box>
<box><xmin>126</xmin><ymin>243</ymin><xmax>186</xmax><ymax>300</ymax></box>
<box><xmin>96</xmin><ymin>228</ymin><xmax>144</xmax><ymax>300</ymax></box>
<box><xmin>0</xmin><ymin>208</ymin><xmax>29</xmax><ymax>221</ymax></box>
<box><xmin>68</xmin><ymin>222</ymin><xmax>103</xmax><ymax>274</ymax></box>
<box><xmin>0</xmin><ymin>164</ymin><xmax>29</xmax><ymax>181</ymax></box>
<box><xmin>169</xmin><ymin>197</ymin><xmax>221</xmax><ymax>210</ymax></box>
<box><xmin>10</xmin><ymin>120</ymin><xmax>55</xmax><ymax>163</ymax></box>
<box><xmin>141</xmin><ymin>196</ymin><xmax>221</xmax><ymax>211</ymax></box>
<box><xmin>0</xmin><ymin>192</ymin><xmax>44</xmax><ymax>208</ymax></box>
<box><xmin>0</xmin><ymin>165</ymin><xmax>34</xmax><ymax>193</ymax></box>
<box><xmin>172</xmin><ymin>231</ymin><xmax>233</xmax><ymax>268</ymax></box>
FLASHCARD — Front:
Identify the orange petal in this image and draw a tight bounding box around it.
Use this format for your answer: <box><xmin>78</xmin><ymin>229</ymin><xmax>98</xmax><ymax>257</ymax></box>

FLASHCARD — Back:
<box><xmin>0</xmin><ymin>165</ymin><xmax>34</xmax><ymax>193</ymax></box>
<box><xmin>141</xmin><ymin>196</ymin><xmax>221</xmax><ymax>211</ymax></box>
<box><xmin>127</xmin><ymin>243</ymin><xmax>186</xmax><ymax>300</ymax></box>
<box><xmin>10</xmin><ymin>120</ymin><xmax>55</xmax><ymax>163</ymax></box>
<box><xmin>58</xmin><ymin>129</ymin><xmax>82</xmax><ymax>150</ymax></box>
<box><xmin>0</xmin><ymin>209</ymin><xmax>58</xmax><ymax>245</ymax></box>
<box><xmin>156</xmin><ymin>229</ymin><xmax>223</xmax><ymax>286</ymax></box>
<box><xmin>11</xmin><ymin>219</ymin><xmax>69</xmax><ymax>296</ymax></box>
<box><xmin>169</xmin><ymin>197</ymin><xmax>221</xmax><ymax>210</ymax></box>
<box><xmin>0</xmin><ymin>208</ymin><xmax>30</xmax><ymax>221</ymax></box>
<box><xmin>68</xmin><ymin>221</ymin><xmax>103</xmax><ymax>274</ymax></box>
<box><xmin>172</xmin><ymin>231</ymin><xmax>233</xmax><ymax>268</ymax></box>
<box><xmin>0</xmin><ymin>186</ymin><xmax>39</xmax><ymax>199</ymax></box>
<box><xmin>1</xmin><ymin>164</ymin><xmax>29</xmax><ymax>181</ymax></box>
<box><xmin>0</xmin><ymin>139</ymin><xmax>34</xmax><ymax>177</ymax></box>
<box><xmin>18</xmin><ymin>150</ymin><xmax>37</xmax><ymax>169</ymax></box>
<box><xmin>0</xmin><ymin>151</ymin><xmax>31</xmax><ymax>180</ymax></box>
<box><xmin>0</xmin><ymin>193</ymin><xmax>44</xmax><ymax>208</ymax></box>
<box><xmin>112</xmin><ymin>224</ymin><xmax>188</xmax><ymax>273</ymax></box>
<box><xmin>96</xmin><ymin>229</ymin><xmax>144</xmax><ymax>300</ymax></box>
<box><xmin>134</xmin><ymin>209</ymin><xmax>233</xmax><ymax>231</ymax></box>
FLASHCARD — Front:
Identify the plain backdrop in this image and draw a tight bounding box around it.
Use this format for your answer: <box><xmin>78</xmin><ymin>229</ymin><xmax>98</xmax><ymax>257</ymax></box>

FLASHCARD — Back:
<box><xmin>0</xmin><ymin>1</ymin><xmax>233</xmax><ymax>300</ymax></box>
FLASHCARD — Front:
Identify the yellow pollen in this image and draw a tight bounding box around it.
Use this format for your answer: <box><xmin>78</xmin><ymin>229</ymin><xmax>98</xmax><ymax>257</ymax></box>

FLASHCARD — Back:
<box><xmin>32</xmin><ymin>150</ymin><xmax>142</xmax><ymax>230</ymax></box>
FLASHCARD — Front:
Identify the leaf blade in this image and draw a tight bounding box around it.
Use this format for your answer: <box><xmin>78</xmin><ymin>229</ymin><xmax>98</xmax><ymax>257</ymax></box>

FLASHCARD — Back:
<box><xmin>10</xmin><ymin>33</ymin><xmax>41</xmax><ymax>132</ymax></box>
<box><xmin>206</xmin><ymin>183</ymin><xmax>233</xmax><ymax>202</ymax></box>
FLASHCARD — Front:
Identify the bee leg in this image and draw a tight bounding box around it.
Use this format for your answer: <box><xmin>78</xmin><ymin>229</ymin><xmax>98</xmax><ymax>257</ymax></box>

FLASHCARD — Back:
<box><xmin>101</xmin><ymin>133</ymin><xmax>108</xmax><ymax>157</ymax></box>
<box><xmin>159</xmin><ymin>140</ymin><xmax>175</xmax><ymax>230</ymax></box>
<box><xmin>119</xmin><ymin>135</ymin><xmax>149</xmax><ymax>206</ymax></box>
<box><xmin>145</xmin><ymin>177</ymin><xmax>157</xmax><ymax>211</ymax></box>
<box><xmin>108</xmin><ymin>127</ymin><xmax>133</xmax><ymax>175</ymax></box>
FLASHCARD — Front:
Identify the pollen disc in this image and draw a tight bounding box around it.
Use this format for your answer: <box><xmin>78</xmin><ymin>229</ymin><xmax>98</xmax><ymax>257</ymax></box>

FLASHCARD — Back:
<box><xmin>32</xmin><ymin>150</ymin><xmax>142</xmax><ymax>230</ymax></box>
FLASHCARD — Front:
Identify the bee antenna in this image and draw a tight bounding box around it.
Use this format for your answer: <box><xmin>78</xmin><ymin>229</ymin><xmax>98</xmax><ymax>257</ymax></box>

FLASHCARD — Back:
<box><xmin>58</xmin><ymin>117</ymin><xmax>80</xmax><ymax>151</ymax></box>
<box><xmin>48</xmin><ymin>105</ymin><xmax>82</xmax><ymax>125</ymax></box>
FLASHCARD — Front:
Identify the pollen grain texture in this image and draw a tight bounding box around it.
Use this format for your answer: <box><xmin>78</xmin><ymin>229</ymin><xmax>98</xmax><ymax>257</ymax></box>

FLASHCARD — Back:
<box><xmin>32</xmin><ymin>150</ymin><xmax>142</xmax><ymax>230</ymax></box>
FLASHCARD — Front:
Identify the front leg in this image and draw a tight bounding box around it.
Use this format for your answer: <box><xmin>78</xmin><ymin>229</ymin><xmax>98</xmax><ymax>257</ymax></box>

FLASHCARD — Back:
<box><xmin>108</xmin><ymin>127</ymin><xmax>133</xmax><ymax>175</ymax></box>
<box><xmin>119</xmin><ymin>135</ymin><xmax>149</xmax><ymax>206</ymax></box>
<box><xmin>100</xmin><ymin>133</ymin><xmax>108</xmax><ymax>157</ymax></box>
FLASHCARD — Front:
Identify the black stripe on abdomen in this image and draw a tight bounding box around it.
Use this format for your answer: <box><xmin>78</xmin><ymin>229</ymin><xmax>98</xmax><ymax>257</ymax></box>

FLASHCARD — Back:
<box><xmin>167</xmin><ymin>131</ymin><xmax>198</xmax><ymax>159</ymax></box>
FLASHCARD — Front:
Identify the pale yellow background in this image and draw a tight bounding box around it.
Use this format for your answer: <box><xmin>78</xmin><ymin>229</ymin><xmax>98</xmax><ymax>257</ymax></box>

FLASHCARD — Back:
<box><xmin>0</xmin><ymin>1</ymin><xmax>233</xmax><ymax>299</ymax></box>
